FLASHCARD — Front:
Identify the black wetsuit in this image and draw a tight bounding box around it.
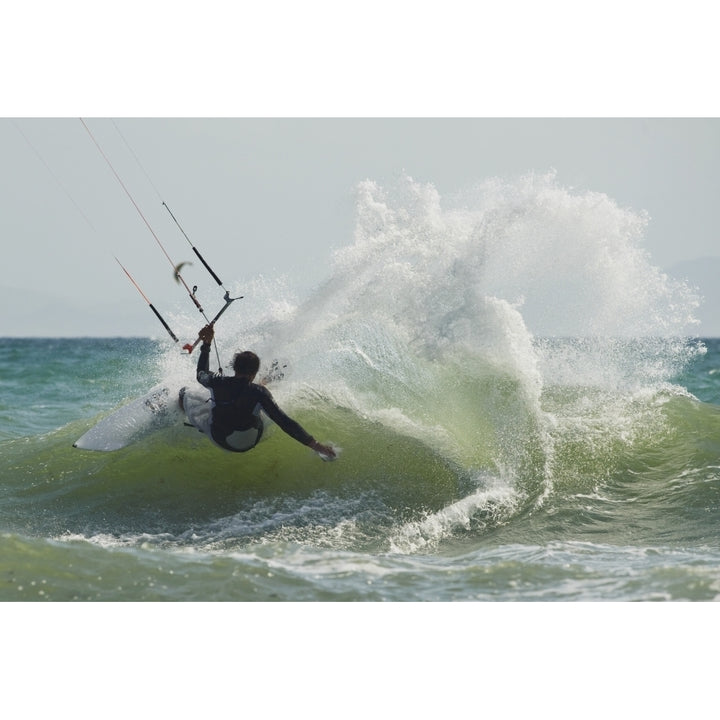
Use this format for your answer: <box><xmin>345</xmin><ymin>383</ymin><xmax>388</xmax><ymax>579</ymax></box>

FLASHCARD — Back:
<box><xmin>196</xmin><ymin>343</ymin><xmax>314</xmax><ymax>452</ymax></box>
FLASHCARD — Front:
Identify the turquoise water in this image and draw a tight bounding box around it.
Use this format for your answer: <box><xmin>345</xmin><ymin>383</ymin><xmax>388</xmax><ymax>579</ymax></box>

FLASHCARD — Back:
<box><xmin>2</xmin><ymin>336</ymin><xmax>719</xmax><ymax>603</ymax></box>
<box><xmin>2</xmin><ymin>174</ymin><xmax>719</xmax><ymax>606</ymax></box>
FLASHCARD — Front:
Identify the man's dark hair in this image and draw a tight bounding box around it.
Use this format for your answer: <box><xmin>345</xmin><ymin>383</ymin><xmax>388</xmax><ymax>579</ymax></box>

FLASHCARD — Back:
<box><xmin>233</xmin><ymin>351</ymin><xmax>260</xmax><ymax>376</ymax></box>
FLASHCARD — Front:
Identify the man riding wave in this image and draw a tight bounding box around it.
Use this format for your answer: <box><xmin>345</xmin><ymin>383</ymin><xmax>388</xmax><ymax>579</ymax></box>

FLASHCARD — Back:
<box><xmin>180</xmin><ymin>324</ymin><xmax>337</xmax><ymax>460</ymax></box>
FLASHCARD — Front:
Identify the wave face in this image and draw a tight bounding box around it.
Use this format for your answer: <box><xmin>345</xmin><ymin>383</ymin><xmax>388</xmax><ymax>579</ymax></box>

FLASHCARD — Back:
<box><xmin>2</xmin><ymin>173</ymin><xmax>718</xmax><ymax>602</ymax></box>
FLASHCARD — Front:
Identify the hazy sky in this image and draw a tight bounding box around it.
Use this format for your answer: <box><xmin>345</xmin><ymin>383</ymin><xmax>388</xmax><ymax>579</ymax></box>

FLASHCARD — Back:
<box><xmin>2</xmin><ymin>4</ymin><xmax>719</xmax><ymax>337</ymax></box>
<box><xmin>2</xmin><ymin>117</ymin><xmax>718</xmax><ymax>336</ymax></box>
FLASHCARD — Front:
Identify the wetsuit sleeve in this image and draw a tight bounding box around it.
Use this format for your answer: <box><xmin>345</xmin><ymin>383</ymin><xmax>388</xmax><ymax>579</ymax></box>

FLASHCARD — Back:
<box><xmin>258</xmin><ymin>387</ymin><xmax>314</xmax><ymax>446</ymax></box>
<box><xmin>196</xmin><ymin>343</ymin><xmax>215</xmax><ymax>387</ymax></box>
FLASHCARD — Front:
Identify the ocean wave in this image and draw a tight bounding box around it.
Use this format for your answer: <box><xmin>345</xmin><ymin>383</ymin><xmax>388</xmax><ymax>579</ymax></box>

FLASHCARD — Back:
<box><xmin>2</xmin><ymin>173</ymin><xmax>714</xmax><ymax>557</ymax></box>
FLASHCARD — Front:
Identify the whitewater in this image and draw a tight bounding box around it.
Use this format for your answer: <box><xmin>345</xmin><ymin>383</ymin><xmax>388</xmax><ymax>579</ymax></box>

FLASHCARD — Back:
<box><xmin>2</xmin><ymin>171</ymin><xmax>719</xmax><ymax>605</ymax></box>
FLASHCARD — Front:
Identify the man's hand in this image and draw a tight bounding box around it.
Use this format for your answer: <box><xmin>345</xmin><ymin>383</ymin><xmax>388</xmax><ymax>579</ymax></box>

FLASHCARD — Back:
<box><xmin>310</xmin><ymin>440</ymin><xmax>337</xmax><ymax>461</ymax></box>
<box><xmin>198</xmin><ymin>324</ymin><xmax>215</xmax><ymax>345</ymax></box>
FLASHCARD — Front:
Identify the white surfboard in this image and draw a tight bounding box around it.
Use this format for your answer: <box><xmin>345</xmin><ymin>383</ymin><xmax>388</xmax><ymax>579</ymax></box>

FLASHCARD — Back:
<box><xmin>73</xmin><ymin>383</ymin><xmax>187</xmax><ymax>451</ymax></box>
<box><xmin>73</xmin><ymin>359</ymin><xmax>289</xmax><ymax>452</ymax></box>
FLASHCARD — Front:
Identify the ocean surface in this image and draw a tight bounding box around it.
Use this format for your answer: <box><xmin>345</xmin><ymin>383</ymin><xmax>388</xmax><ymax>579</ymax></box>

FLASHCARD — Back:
<box><xmin>2</xmin><ymin>173</ymin><xmax>719</xmax><ymax>605</ymax></box>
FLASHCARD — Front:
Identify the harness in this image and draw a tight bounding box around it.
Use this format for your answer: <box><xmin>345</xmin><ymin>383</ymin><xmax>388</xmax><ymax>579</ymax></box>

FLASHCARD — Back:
<box><xmin>211</xmin><ymin>413</ymin><xmax>264</xmax><ymax>453</ymax></box>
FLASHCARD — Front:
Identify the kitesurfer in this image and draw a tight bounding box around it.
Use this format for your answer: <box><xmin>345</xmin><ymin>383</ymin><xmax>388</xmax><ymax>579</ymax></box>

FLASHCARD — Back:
<box><xmin>181</xmin><ymin>324</ymin><xmax>337</xmax><ymax>459</ymax></box>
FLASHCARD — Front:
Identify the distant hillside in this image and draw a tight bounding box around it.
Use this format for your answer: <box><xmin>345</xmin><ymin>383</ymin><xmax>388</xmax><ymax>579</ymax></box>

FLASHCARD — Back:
<box><xmin>667</xmin><ymin>256</ymin><xmax>720</xmax><ymax>337</ymax></box>
<box><xmin>4</xmin><ymin>257</ymin><xmax>718</xmax><ymax>337</ymax></box>
<box><xmin>1</xmin><ymin>286</ymin><xmax>156</xmax><ymax>337</ymax></box>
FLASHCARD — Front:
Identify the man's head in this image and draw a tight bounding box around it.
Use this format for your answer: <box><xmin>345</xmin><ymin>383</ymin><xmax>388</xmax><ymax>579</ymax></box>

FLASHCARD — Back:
<box><xmin>233</xmin><ymin>350</ymin><xmax>260</xmax><ymax>378</ymax></box>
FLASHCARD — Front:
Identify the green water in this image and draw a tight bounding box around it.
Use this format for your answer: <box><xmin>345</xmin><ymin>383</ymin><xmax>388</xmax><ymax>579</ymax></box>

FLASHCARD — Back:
<box><xmin>2</xmin><ymin>337</ymin><xmax>720</xmax><ymax>602</ymax></box>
